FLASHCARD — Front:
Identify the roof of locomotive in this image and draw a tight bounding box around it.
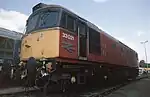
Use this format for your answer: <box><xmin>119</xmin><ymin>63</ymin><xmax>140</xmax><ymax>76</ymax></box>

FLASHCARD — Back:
<box><xmin>0</xmin><ymin>27</ymin><xmax>23</xmax><ymax>40</ymax></box>
<box><xmin>31</xmin><ymin>3</ymin><xmax>137</xmax><ymax>53</ymax></box>
<box><xmin>32</xmin><ymin>3</ymin><xmax>101</xmax><ymax>32</ymax></box>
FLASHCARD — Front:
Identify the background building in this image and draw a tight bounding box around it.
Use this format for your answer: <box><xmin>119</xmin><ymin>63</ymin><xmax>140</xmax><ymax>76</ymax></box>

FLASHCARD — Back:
<box><xmin>0</xmin><ymin>27</ymin><xmax>23</xmax><ymax>65</ymax></box>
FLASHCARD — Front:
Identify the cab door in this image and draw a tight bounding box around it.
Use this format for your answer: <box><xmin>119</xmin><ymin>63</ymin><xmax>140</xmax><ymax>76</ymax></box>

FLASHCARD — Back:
<box><xmin>77</xmin><ymin>21</ymin><xmax>87</xmax><ymax>60</ymax></box>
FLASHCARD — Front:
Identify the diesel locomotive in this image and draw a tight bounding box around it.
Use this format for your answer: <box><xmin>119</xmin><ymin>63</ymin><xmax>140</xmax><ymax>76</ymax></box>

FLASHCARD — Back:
<box><xmin>19</xmin><ymin>3</ymin><xmax>139</xmax><ymax>91</ymax></box>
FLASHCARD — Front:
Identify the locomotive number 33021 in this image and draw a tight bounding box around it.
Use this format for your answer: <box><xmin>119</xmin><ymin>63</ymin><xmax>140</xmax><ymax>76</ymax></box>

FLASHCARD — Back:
<box><xmin>62</xmin><ymin>32</ymin><xmax>74</xmax><ymax>40</ymax></box>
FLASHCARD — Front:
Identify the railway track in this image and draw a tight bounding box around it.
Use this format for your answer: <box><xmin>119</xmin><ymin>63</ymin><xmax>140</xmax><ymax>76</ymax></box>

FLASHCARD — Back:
<box><xmin>79</xmin><ymin>74</ymin><xmax>149</xmax><ymax>97</ymax></box>
<box><xmin>0</xmin><ymin>74</ymin><xmax>148</xmax><ymax>97</ymax></box>
<box><xmin>78</xmin><ymin>82</ymin><xmax>129</xmax><ymax>97</ymax></box>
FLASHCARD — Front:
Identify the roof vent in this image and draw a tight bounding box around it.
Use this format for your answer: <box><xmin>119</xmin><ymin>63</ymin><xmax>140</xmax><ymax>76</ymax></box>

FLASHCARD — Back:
<box><xmin>32</xmin><ymin>3</ymin><xmax>47</xmax><ymax>12</ymax></box>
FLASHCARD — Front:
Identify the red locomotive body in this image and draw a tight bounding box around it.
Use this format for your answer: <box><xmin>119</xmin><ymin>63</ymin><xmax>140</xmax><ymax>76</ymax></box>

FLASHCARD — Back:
<box><xmin>57</xmin><ymin>18</ymin><xmax>138</xmax><ymax>68</ymax></box>
<box><xmin>57</xmin><ymin>23</ymin><xmax>138</xmax><ymax>72</ymax></box>
<box><xmin>19</xmin><ymin>3</ymin><xmax>139</xmax><ymax>91</ymax></box>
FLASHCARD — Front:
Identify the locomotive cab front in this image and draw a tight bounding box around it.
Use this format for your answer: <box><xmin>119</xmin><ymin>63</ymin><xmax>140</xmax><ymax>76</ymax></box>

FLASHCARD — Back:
<box><xmin>20</xmin><ymin>5</ymin><xmax>61</xmax><ymax>60</ymax></box>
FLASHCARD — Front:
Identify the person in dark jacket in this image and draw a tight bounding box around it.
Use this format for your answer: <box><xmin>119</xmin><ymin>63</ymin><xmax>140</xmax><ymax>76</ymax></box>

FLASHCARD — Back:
<box><xmin>25</xmin><ymin>57</ymin><xmax>37</xmax><ymax>87</ymax></box>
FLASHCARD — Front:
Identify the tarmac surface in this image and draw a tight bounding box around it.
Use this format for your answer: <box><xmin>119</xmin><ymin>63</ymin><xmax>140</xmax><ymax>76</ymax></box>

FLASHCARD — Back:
<box><xmin>106</xmin><ymin>77</ymin><xmax>150</xmax><ymax>97</ymax></box>
<box><xmin>0</xmin><ymin>74</ymin><xmax>149</xmax><ymax>97</ymax></box>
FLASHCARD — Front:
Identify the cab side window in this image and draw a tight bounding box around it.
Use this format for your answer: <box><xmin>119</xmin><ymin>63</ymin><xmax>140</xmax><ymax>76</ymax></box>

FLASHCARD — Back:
<box><xmin>60</xmin><ymin>12</ymin><xmax>76</xmax><ymax>33</ymax></box>
<box><xmin>60</xmin><ymin>12</ymin><xmax>67</xmax><ymax>28</ymax></box>
<box><xmin>67</xmin><ymin>15</ymin><xmax>75</xmax><ymax>32</ymax></box>
<box><xmin>78</xmin><ymin>21</ymin><xmax>86</xmax><ymax>35</ymax></box>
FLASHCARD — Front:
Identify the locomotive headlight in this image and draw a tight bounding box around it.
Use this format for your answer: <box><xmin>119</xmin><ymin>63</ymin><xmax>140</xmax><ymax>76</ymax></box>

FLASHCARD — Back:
<box><xmin>71</xmin><ymin>76</ymin><xmax>76</xmax><ymax>83</ymax></box>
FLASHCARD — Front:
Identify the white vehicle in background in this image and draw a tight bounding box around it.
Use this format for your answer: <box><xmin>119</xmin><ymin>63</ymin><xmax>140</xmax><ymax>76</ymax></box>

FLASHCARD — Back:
<box><xmin>138</xmin><ymin>67</ymin><xmax>144</xmax><ymax>76</ymax></box>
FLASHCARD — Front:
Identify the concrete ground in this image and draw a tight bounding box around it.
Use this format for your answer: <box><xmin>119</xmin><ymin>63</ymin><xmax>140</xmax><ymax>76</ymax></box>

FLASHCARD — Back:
<box><xmin>106</xmin><ymin>77</ymin><xmax>150</xmax><ymax>97</ymax></box>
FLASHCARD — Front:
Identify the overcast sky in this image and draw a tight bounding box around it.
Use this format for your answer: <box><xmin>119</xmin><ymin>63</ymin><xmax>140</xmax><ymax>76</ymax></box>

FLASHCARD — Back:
<box><xmin>0</xmin><ymin>0</ymin><xmax>150</xmax><ymax>62</ymax></box>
